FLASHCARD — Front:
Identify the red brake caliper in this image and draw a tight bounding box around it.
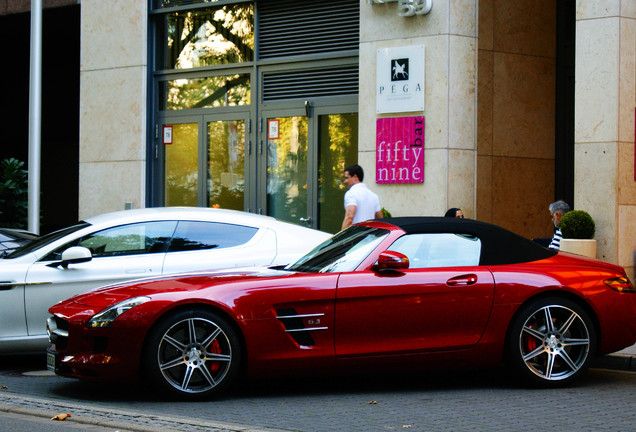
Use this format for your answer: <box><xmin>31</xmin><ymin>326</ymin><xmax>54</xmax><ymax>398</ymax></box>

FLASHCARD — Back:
<box><xmin>524</xmin><ymin>324</ymin><xmax>537</xmax><ymax>352</ymax></box>
<box><xmin>208</xmin><ymin>339</ymin><xmax>221</xmax><ymax>373</ymax></box>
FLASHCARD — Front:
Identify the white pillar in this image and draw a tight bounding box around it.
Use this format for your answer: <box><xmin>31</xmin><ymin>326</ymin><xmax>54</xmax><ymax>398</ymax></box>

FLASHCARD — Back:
<box><xmin>28</xmin><ymin>0</ymin><xmax>42</xmax><ymax>234</ymax></box>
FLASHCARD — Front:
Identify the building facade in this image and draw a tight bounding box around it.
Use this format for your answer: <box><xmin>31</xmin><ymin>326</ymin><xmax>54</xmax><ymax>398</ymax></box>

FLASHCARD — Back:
<box><xmin>2</xmin><ymin>0</ymin><xmax>635</xmax><ymax>280</ymax></box>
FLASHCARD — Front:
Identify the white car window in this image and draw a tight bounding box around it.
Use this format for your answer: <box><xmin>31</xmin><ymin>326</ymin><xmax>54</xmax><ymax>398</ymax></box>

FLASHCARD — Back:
<box><xmin>42</xmin><ymin>221</ymin><xmax>177</xmax><ymax>260</ymax></box>
<box><xmin>168</xmin><ymin>221</ymin><xmax>258</xmax><ymax>252</ymax></box>
<box><xmin>388</xmin><ymin>233</ymin><xmax>481</xmax><ymax>268</ymax></box>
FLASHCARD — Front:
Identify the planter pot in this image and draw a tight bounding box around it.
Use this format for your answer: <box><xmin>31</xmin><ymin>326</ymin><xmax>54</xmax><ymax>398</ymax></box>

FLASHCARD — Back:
<box><xmin>560</xmin><ymin>239</ymin><xmax>597</xmax><ymax>258</ymax></box>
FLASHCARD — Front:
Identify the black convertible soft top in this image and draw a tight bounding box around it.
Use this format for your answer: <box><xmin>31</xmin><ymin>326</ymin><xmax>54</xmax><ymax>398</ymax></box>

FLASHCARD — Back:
<box><xmin>378</xmin><ymin>217</ymin><xmax>557</xmax><ymax>266</ymax></box>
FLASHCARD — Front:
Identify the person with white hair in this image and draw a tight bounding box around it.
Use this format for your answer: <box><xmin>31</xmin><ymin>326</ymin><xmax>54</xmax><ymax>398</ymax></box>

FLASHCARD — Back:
<box><xmin>548</xmin><ymin>200</ymin><xmax>571</xmax><ymax>250</ymax></box>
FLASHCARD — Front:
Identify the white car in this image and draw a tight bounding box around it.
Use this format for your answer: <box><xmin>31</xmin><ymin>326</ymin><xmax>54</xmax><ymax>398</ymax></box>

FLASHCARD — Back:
<box><xmin>0</xmin><ymin>207</ymin><xmax>331</xmax><ymax>354</ymax></box>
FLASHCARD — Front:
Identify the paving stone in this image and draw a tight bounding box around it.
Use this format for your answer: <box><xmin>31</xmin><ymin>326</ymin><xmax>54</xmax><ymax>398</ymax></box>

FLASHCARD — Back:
<box><xmin>1</xmin><ymin>355</ymin><xmax>636</xmax><ymax>432</ymax></box>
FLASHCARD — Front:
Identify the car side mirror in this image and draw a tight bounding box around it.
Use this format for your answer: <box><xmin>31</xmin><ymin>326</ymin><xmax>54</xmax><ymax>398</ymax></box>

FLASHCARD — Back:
<box><xmin>47</xmin><ymin>246</ymin><xmax>93</xmax><ymax>269</ymax></box>
<box><xmin>374</xmin><ymin>251</ymin><xmax>409</xmax><ymax>271</ymax></box>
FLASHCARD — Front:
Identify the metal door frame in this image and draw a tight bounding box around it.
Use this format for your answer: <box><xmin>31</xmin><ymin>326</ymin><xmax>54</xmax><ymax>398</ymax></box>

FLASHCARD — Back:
<box><xmin>155</xmin><ymin>110</ymin><xmax>254</xmax><ymax>209</ymax></box>
<box><xmin>257</xmin><ymin>106</ymin><xmax>311</xmax><ymax>224</ymax></box>
<box><xmin>258</xmin><ymin>99</ymin><xmax>358</xmax><ymax>228</ymax></box>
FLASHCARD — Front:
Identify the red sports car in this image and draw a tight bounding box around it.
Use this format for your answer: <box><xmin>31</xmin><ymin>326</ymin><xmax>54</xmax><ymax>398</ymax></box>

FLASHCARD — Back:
<box><xmin>47</xmin><ymin>217</ymin><xmax>636</xmax><ymax>399</ymax></box>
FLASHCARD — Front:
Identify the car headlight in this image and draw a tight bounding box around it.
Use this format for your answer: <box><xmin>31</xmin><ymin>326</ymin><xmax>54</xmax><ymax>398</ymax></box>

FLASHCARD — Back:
<box><xmin>87</xmin><ymin>296</ymin><xmax>150</xmax><ymax>328</ymax></box>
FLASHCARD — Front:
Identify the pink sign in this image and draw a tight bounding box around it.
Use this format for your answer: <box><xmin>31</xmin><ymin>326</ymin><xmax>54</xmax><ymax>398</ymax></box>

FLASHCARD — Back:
<box><xmin>376</xmin><ymin>116</ymin><xmax>424</xmax><ymax>183</ymax></box>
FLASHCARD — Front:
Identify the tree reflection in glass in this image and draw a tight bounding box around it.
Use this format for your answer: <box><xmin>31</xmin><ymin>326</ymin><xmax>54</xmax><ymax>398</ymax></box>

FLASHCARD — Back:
<box><xmin>159</xmin><ymin>4</ymin><xmax>253</xmax><ymax>68</ymax></box>
<box><xmin>267</xmin><ymin>117</ymin><xmax>308</xmax><ymax>225</ymax></box>
<box><xmin>157</xmin><ymin>4</ymin><xmax>254</xmax><ymax>110</ymax></box>
<box><xmin>165</xmin><ymin>123</ymin><xmax>198</xmax><ymax>206</ymax></box>
<box><xmin>318</xmin><ymin>113</ymin><xmax>358</xmax><ymax>233</ymax></box>
<box><xmin>207</xmin><ymin>120</ymin><xmax>245</xmax><ymax>210</ymax></box>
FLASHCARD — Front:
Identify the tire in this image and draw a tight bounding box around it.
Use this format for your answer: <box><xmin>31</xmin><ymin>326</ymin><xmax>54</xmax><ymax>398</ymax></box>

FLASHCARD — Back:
<box><xmin>506</xmin><ymin>297</ymin><xmax>596</xmax><ymax>387</ymax></box>
<box><xmin>142</xmin><ymin>309</ymin><xmax>241</xmax><ymax>399</ymax></box>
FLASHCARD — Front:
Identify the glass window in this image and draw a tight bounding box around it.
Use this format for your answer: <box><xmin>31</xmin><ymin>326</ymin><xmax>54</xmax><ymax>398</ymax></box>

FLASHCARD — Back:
<box><xmin>208</xmin><ymin>120</ymin><xmax>245</xmax><ymax>210</ymax></box>
<box><xmin>165</xmin><ymin>123</ymin><xmax>199</xmax><ymax>206</ymax></box>
<box><xmin>388</xmin><ymin>233</ymin><xmax>481</xmax><ymax>269</ymax></box>
<box><xmin>317</xmin><ymin>113</ymin><xmax>358</xmax><ymax>234</ymax></box>
<box><xmin>288</xmin><ymin>226</ymin><xmax>389</xmax><ymax>273</ymax></box>
<box><xmin>10</xmin><ymin>223</ymin><xmax>89</xmax><ymax>259</ymax></box>
<box><xmin>267</xmin><ymin>116</ymin><xmax>308</xmax><ymax>225</ymax></box>
<box><xmin>42</xmin><ymin>222</ymin><xmax>178</xmax><ymax>260</ymax></box>
<box><xmin>168</xmin><ymin>221</ymin><xmax>258</xmax><ymax>252</ymax></box>
<box><xmin>159</xmin><ymin>74</ymin><xmax>250</xmax><ymax>110</ymax></box>
<box><xmin>155</xmin><ymin>5</ymin><xmax>254</xmax><ymax>70</ymax></box>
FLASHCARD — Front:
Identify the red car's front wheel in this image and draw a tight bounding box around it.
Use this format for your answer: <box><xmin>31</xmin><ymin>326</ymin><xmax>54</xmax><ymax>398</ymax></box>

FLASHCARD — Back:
<box><xmin>143</xmin><ymin>309</ymin><xmax>242</xmax><ymax>399</ymax></box>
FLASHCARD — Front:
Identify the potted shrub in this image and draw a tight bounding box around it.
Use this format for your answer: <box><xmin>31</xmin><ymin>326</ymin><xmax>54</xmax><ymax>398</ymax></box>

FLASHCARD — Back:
<box><xmin>559</xmin><ymin>210</ymin><xmax>596</xmax><ymax>258</ymax></box>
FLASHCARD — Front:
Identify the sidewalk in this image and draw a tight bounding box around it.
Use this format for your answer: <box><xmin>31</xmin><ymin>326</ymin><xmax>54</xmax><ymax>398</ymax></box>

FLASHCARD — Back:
<box><xmin>0</xmin><ymin>392</ymin><xmax>287</xmax><ymax>432</ymax></box>
<box><xmin>593</xmin><ymin>342</ymin><xmax>636</xmax><ymax>372</ymax></box>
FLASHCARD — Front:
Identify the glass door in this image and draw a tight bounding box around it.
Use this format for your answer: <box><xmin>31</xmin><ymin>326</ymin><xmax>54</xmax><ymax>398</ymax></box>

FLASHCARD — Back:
<box><xmin>316</xmin><ymin>111</ymin><xmax>358</xmax><ymax>234</ymax></box>
<box><xmin>260</xmin><ymin>107</ymin><xmax>358</xmax><ymax>232</ymax></box>
<box><xmin>159</xmin><ymin>107</ymin><xmax>357</xmax><ymax>233</ymax></box>
<box><xmin>161</xmin><ymin>113</ymin><xmax>251</xmax><ymax>209</ymax></box>
<box><xmin>164</xmin><ymin>120</ymin><xmax>200</xmax><ymax>207</ymax></box>
<box><xmin>261</xmin><ymin>111</ymin><xmax>309</xmax><ymax>225</ymax></box>
<box><xmin>207</xmin><ymin>118</ymin><xmax>247</xmax><ymax>210</ymax></box>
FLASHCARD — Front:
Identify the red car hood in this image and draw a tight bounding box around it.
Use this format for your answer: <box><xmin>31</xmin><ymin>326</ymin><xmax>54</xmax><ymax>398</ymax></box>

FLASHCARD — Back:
<box><xmin>68</xmin><ymin>266</ymin><xmax>292</xmax><ymax>309</ymax></box>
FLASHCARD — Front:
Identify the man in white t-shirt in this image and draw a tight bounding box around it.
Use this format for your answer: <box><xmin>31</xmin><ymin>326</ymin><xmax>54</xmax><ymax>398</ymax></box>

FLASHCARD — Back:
<box><xmin>341</xmin><ymin>164</ymin><xmax>383</xmax><ymax>230</ymax></box>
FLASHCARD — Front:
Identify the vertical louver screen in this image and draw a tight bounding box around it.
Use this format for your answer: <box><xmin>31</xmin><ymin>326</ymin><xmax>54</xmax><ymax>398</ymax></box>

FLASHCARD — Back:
<box><xmin>263</xmin><ymin>66</ymin><xmax>358</xmax><ymax>101</ymax></box>
<box><xmin>258</xmin><ymin>0</ymin><xmax>360</xmax><ymax>59</ymax></box>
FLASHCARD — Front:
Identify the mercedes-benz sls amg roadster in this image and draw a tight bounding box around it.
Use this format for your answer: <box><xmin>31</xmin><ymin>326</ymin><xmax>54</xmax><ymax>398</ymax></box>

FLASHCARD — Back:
<box><xmin>47</xmin><ymin>217</ymin><xmax>636</xmax><ymax>399</ymax></box>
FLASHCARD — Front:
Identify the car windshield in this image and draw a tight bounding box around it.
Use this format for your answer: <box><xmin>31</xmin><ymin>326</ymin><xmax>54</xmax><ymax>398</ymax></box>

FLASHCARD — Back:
<box><xmin>287</xmin><ymin>225</ymin><xmax>390</xmax><ymax>273</ymax></box>
<box><xmin>0</xmin><ymin>229</ymin><xmax>37</xmax><ymax>242</ymax></box>
<box><xmin>4</xmin><ymin>222</ymin><xmax>90</xmax><ymax>259</ymax></box>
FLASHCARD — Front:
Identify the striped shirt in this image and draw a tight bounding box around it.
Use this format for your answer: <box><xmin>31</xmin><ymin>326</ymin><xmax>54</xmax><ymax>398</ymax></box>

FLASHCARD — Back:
<box><xmin>549</xmin><ymin>228</ymin><xmax>562</xmax><ymax>250</ymax></box>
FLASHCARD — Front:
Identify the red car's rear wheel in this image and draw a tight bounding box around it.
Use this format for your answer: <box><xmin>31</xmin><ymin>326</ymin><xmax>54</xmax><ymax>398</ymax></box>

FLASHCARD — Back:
<box><xmin>507</xmin><ymin>297</ymin><xmax>595</xmax><ymax>386</ymax></box>
<box><xmin>143</xmin><ymin>309</ymin><xmax>241</xmax><ymax>399</ymax></box>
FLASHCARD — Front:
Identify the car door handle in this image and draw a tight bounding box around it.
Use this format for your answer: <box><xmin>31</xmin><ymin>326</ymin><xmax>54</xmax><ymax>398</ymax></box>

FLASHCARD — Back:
<box><xmin>125</xmin><ymin>269</ymin><xmax>151</xmax><ymax>275</ymax></box>
<box><xmin>0</xmin><ymin>281</ymin><xmax>52</xmax><ymax>290</ymax></box>
<box><xmin>0</xmin><ymin>281</ymin><xmax>15</xmax><ymax>290</ymax></box>
<box><xmin>446</xmin><ymin>274</ymin><xmax>478</xmax><ymax>286</ymax></box>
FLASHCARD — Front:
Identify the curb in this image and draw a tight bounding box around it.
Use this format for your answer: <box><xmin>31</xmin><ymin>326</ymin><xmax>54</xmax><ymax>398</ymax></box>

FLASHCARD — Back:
<box><xmin>592</xmin><ymin>353</ymin><xmax>636</xmax><ymax>372</ymax></box>
<box><xmin>0</xmin><ymin>404</ymin><xmax>165</xmax><ymax>432</ymax></box>
<box><xmin>0</xmin><ymin>392</ymin><xmax>290</xmax><ymax>432</ymax></box>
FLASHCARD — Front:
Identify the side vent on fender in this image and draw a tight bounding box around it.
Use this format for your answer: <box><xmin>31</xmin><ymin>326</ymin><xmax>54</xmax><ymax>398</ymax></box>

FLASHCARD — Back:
<box><xmin>275</xmin><ymin>308</ymin><xmax>328</xmax><ymax>347</ymax></box>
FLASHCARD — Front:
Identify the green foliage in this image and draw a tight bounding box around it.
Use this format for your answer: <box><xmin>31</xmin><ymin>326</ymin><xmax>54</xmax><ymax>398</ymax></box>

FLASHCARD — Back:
<box><xmin>164</xmin><ymin>4</ymin><xmax>254</xmax><ymax>109</ymax></box>
<box><xmin>317</xmin><ymin>113</ymin><xmax>358</xmax><ymax>234</ymax></box>
<box><xmin>209</xmin><ymin>183</ymin><xmax>244</xmax><ymax>211</ymax></box>
<box><xmin>560</xmin><ymin>210</ymin><xmax>595</xmax><ymax>239</ymax></box>
<box><xmin>381</xmin><ymin>207</ymin><xmax>392</xmax><ymax>218</ymax></box>
<box><xmin>0</xmin><ymin>158</ymin><xmax>28</xmax><ymax>228</ymax></box>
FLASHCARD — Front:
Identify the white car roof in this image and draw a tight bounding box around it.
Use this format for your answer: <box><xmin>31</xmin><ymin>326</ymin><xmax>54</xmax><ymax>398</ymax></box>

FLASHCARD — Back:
<box><xmin>85</xmin><ymin>207</ymin><xmax>270</xmax><ymax>226</ymax></box>
<box><xmin>83</xmin><ymin>207</ymin><xmax>329</xmax><ymax>238</ymax></box>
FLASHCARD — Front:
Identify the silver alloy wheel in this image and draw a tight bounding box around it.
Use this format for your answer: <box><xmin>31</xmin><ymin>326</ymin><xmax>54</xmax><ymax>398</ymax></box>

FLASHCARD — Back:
<box><xmin>519</xmin><ymin>304</ymin><xmax>590</xmax><ymax>381</ymax></box>
<box><xmin>157</xmin><ymin>317</ymin><xmax>232</xmax><ymax>394</ymax></box>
